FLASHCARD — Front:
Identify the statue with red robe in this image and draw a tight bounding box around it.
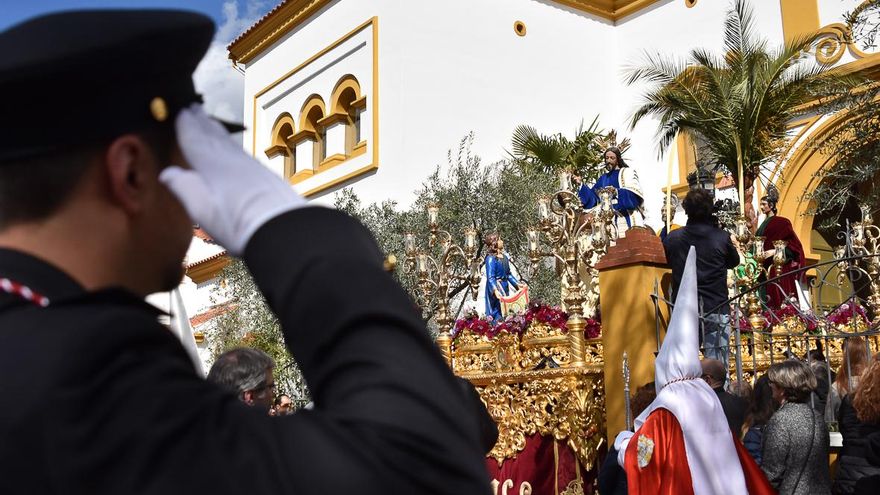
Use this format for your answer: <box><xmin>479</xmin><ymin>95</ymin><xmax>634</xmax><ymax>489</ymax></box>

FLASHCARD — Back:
<box><xmin>756</xmin><ymin>195</ymin><xmax>806</xmax><ymax>309</ymax></box>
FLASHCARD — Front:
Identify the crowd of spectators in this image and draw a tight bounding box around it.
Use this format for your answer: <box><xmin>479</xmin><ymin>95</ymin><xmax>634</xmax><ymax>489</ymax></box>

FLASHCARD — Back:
<box><xmin>730</xmin><ymin>348</ymin><xmax>880</xmax><ymax>494</ymax></box>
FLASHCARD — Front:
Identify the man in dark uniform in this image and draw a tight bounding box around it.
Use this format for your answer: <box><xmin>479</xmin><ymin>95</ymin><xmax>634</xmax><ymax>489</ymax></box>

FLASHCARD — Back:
<box><xmin>0</xmin><ymin>10</ymin><xmax>491</xmax><ymax>494</ymax></box>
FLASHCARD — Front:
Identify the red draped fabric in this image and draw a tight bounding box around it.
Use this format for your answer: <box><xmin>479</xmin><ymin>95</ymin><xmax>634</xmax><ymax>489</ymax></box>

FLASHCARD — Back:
<box><xmin>623</xmin><ymin>409</ymin><xmax>776</xmax><ymax>495</ymax></box>
<box><xmin>624</xmin><ymin>409</ymin><xmax>694</xmax><ymax>495</ymax></box>
<box><xmin>761</xmin><ymin>216</ymin><xmax>806</xmax><ymax>309</ymax></box>
<box><xmin>485</xmin><ymin>434</ymin><xmax>595</xmax><ymax>494</ymax></box>
<box><xmin>733</xmin><ymin>429</ymin><xmax>776</xmax><ymax>495</ymax></box>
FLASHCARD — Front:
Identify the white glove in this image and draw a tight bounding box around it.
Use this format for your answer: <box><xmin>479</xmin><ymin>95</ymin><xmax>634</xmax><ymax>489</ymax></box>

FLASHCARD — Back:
<box><xmin>613</xmin><ymin>430</ymin><xmax>634</xmax><ymax>467</ymax></box>
<box><xmin>160</xmin><ymin>105</ymin><xmax>307</xmax><ymax>256</ymax></box>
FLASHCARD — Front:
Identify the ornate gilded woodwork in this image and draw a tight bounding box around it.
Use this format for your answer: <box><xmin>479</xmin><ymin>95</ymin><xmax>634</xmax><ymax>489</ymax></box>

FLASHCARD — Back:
<box><xmin>453</xmin><ymin>322</ymin><xmax>605</xmax><ymax>469</ymax></box>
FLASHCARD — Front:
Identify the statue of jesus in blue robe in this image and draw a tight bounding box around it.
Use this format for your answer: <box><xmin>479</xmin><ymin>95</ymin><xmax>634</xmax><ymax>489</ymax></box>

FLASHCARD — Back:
<box><xmin>577</xmin><ymin>147</ymin><xmax>644</xmax><ymax>231</ymax></box>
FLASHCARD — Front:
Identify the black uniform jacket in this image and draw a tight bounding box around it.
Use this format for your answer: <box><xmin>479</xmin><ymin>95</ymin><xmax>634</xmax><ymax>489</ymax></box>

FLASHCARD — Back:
<box><xmin>0</xmin><ymin>208</ymin><xmax>491</xmax><ymax>494</ymax></box>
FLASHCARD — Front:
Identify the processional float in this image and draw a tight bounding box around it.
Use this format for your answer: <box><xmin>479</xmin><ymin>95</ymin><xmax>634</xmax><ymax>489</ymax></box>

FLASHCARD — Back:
<box><xmin>402</xmin><ymin>174</ymin><xmax>618</xmax><ymax>494</ymax></box>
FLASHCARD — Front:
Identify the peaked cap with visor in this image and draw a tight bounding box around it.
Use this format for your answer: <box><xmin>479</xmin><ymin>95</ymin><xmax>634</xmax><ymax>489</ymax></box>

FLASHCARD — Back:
<box><xmin>0</xmin><ymin>9</ymin><xmax>243</xmax><ymax>162</ymax></box>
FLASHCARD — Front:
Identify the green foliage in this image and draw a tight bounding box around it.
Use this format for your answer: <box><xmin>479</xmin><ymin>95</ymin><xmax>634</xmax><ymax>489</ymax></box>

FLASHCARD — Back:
<box><xmin>509</xmin><ymin>117</ymin><xmax>609</xmax><ymax>182</ymax></box>
<box><xmin>845</xmin><ymin>0</ymin><xmax>880</xmax><ymax>52</ymax></box>
<box><xmin>626</xmin><ymin>0</ymin><xmax>863</xmax><ymax>188</ymax></box>
<box><xmin>337</xmin><ymin>133</ymin><xmax>563</xmax><ymax>322</ymax></box>
<box><xmin>807</xmin><ymin>2</ymin><xmax>880</xmax><ymax>229</ymax></box>
<box><xmin>210</xmin><ymin>132</ymin><xmax>588</xmax><ymax>397</ymax></box>
<box><xmin>211</xmin><ymin>259</ymin><xmax>310</xmax><ymax>405</ymax></box>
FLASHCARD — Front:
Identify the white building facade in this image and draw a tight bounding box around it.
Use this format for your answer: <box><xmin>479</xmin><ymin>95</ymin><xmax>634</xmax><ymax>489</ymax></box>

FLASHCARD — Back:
<box><xmin>228</xmin><ymin>0</ymin><xmax>871</xmax><ymax>225</ymax></box>
<box><xmin>167</xmin><ymin>0</ymin><xmax>880</xmax><ymax>370</ymax></box>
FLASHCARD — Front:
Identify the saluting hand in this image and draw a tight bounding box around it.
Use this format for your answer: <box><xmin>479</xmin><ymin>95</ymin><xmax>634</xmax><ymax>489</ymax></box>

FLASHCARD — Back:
<box><xmin>159</xmin><ymin>105</ymin><xmax>307</xmax><ymax>256</ymax></box>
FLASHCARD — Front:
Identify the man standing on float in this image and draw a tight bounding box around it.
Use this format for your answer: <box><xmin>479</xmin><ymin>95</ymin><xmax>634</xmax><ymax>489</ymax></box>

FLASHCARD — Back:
<box><xmin>577</xmin><ymin>147</ymin><xmax>645</xmax><ymax>234</ymax></box>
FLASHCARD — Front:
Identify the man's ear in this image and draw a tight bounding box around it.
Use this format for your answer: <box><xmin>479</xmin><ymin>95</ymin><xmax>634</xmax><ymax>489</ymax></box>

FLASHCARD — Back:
<box><xmin>103</xmin><ymin>135</ymin><xmax>155</xmax><ymax>214</ymax></box>
<box><xmin>242</xmin><ymin>391</ymin><xmax>255</xmax><ymax>406</ymax></box>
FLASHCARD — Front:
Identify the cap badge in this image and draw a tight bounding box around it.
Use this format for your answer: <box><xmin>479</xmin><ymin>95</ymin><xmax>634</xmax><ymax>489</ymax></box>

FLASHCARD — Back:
<box><xmin>150</xmin><ymin>97</ymin><xmax>168</xmax><ymax>122</ymax></box>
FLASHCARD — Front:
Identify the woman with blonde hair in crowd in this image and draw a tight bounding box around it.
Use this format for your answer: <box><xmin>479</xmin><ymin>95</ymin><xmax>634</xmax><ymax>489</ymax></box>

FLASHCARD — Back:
<box><xmin>762</xmin><ymin>360</ymin><xmax>830</xmax><ymax>494</ymax></box>
<box><xmin>833</xmin><ymin>353</ymin><xmax>880</xmax><ymax>494</ymax></box>
<box><xmin>829</xmin><ymin>338</ymin><xmax>870</xmax><ymax>423</ymax></box>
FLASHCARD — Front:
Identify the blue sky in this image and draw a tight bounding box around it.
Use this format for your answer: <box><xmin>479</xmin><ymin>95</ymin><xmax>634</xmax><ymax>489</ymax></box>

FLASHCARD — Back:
<box><xmin>2</xmin><ymin>1</ymin><xmax>276</xmax><ymax>123</ymax></box>
<box><xmin>1</xmin><ymin>0</ymin><xmax>262</xmax><ymax>31</ymax></box>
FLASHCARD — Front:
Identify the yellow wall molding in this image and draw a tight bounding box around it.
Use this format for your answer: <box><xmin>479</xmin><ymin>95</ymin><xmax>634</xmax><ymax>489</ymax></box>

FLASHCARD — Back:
<box><xmin>318</xmin><ymin>153</ymin><xmax>347</xmax><ymax>171</ymax></box>
<box><xmin>228</xmin><ymin>0</ymin><xmax>334</xmax><ymax>64</ymax></box>
<box><xmin>252</xmin><ymin>18</ymin><xmax>379</xmax><ymax>199</ymax></box>
<box><xmin>352</xmin><ymin>140</ymin><xmax>367</xmax><ymax>156</ymax></box>
<box><xmin>231</xmin><ymin>0</ymin><xmax>662</xmax><ymax>65</ymax></box>
<box><xmin>316</xmin><ymin>111</ymin><xmax>350</xmax><ymax>128</ymax></box>
<box><xmin>290</xmin><ymin>169</ymin><xmax>315</xmax><ymax>185</ymax></box>
<box><xmin>270</xmin><ymin>112</ymin><xmax>295</xmax><ymax>145</ymax></box>
<box><xmin>330</xmin><ymin>74</ymin><xmax>363</xmax><ymax>113</ymax></box>
<box><xmin>264</xmin><ymin>143</ymin><xmax>289</xmax><ymax>159</ymax></box>
<box><xmin>289</xmin><ymin>128</ymin><xmax>317</xmax><ymax>145</ymax></box>
<box><xmin>351</xmin><ymin>95</ymin><xmax>367</xmax><ymax>110</ymax></box>
<box><xmin>552</xmin><ymin>0</ymin><xmax>661</xmax><ymax>21</ymax></box>
<box><xmin>187</xmin><ymin>255</ymin><xmax>230</xmax><ymax>284</ymax></box>
<box><xmin>251</xmin><ymin>18</ymin><xmax>376</xmax><ymax>158</ymax></box>
<box><xmin>251</xmin><ymin>17</ymin><xmax>379</xmax><ymax>197</ymax></box>
<box><xmin>299</xmin><ymin>94</ymin><xmax>326</xmax><ymax>131</ymax></box>
<box><xmin>779</xmin><ymin>0</ymin><xmax>820</xmax><ymax>43</ymax></box>
<box><xmin>303</xmin><ymin>163</ymin><xmax>379</xmax><ymax>197</ymax></box>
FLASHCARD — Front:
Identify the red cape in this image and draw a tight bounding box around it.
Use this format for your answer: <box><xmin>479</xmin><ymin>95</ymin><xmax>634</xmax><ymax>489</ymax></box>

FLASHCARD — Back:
<box><xmin>624</xmin><ymin>409</ymin><xmax>776</xmax><ymax>494</ymax></box>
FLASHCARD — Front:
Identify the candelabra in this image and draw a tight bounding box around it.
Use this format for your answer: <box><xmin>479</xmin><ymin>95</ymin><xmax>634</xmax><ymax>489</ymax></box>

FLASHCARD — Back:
<box><xmin>850</xmin><ymin>204</ymin><xmax>880</xmax><ymax>323</ymax></box>
<box><xmin>771</xmin><ymin>240</ymin><xmax>788</xmax><ymax>278</ymax></box>
<box><xmin>404</xmin><ymin>203</ymin><xmax>482</xmax><ymax>364</ymax></box>
<box><xmin>526</xmin><ymin>171</ymin><xmax>616</xmax><ymax>368</ymax></box>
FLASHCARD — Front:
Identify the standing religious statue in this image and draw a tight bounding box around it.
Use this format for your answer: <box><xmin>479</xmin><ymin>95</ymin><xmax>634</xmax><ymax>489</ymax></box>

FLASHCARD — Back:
<box><xmin>576</xmin><ymin>147</ymin><xmax>645</xmax><ymax>235</ymax></box>
<box><xmin>756</xmin><ymin>194</ymin><xmax>806</xmax><ymax>309</ymax></box>
<box><xmin>484</xmin><ymin>234</ymin><xmax>521</xmax><ymax>322</ymax></box>
<box><xmin>657</xmin><ymin>196</ymin><xmax>681</xmax><ymax>242</ymax></box>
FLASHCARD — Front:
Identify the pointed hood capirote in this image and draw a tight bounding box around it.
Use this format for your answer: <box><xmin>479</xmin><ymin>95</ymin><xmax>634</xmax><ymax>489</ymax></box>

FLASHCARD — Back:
<box><xmin>616</xmin><ymin>247</ymin><xmax>749</xmax><ymax>494</ymax></box>
<box><xmin>654</xmin><ymin>247</ymin><xmax>703</xmax><ymax>390</ymax></box>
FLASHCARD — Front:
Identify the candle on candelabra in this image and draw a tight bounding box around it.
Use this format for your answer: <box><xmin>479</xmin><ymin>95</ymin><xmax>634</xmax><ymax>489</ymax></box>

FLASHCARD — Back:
<box><xmin>404</xmin><ymin>232</ymin><xmax>416</xmax><ymax>257</ymax></box>
<box><xmin>861</xmin><ymin>204</ymin><xmax>873</xmax><ymax>225</ymax></box>
<box><xmin>417</xmin><ymin>252</ymin><xmax>429</xmax><ymax>275</ymax></box>
<box><xmin>735</xmin><ymin>216</ymin><xmax>748</xmax><ymax>238</ymax></box>
<box><xmin>537</xmin><ymin>196</ymin><xmax>551</xmax><ymax>221</ymax></box>
<box><xmin>527</xmin><ymin>228</ymin><xmax>539</xmax><ymax>256</ymax></box>
<box><xmin>427</xmin><ymin>204</ymin><xmax>439</xmax><ymax>229</ymax></box>
<box><xmin>854</xmin><ymin>223</ymin><xmax>865</xmax><ymax>243</ymax></box>
<box><xmin>597</xmin><ymin>187</ymin><xmax>614</xmax><ymax>213</ymax></box>
<box><xmin>559</xmin><ymin>170</ymin><xmax>572</xmax><ymax>191</ymax></box>
<box><xmin>464</xmin><ymin>228</ymin><xmax>477</xmax><ymax>256</ymax></box>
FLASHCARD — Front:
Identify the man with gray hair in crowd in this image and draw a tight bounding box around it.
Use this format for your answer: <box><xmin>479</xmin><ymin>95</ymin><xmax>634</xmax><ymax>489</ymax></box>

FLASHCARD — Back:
<box><xmin>208</xmin><ymin>348</ymin><xmax>276</xmax><ymax>411</ymax></box>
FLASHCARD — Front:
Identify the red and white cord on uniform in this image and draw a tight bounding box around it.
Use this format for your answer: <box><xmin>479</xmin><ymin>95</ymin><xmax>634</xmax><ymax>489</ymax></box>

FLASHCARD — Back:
<box><xmin>0</xmin><ymin>277</ymin><xmax>49</xmax><ymax>307</ymax></box>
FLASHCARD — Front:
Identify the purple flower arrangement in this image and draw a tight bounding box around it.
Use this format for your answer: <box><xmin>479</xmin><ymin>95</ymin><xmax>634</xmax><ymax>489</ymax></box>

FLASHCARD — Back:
<box><xmin>828</xmin><ymin>302</ymin><xmax>869</xmax><ymax>327</ymax></box>
<box><xmin>524</xmin><ymin>303</ymin><xmax>569</xmax><ymax>332</ymax></box>
<box><xmin>736</xmin><ymin>303</ymin><xmax>817</xmax><ymax>333</ymax></box>
<box><xmin>452</xmin><ymin>302</ymin><xmax>602</xmax><ymax>341</ymax></box>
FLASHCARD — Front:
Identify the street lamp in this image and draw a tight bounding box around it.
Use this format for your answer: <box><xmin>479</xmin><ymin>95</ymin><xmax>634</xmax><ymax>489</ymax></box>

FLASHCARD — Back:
<box><xmin>687</xmin><ymin>167</ymin><xmax>716</xmax><ymax>198</ymax></box>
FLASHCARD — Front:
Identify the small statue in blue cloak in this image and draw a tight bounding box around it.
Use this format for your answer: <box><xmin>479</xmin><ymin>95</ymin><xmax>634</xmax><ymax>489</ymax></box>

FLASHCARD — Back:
<box><xmin>483</xmin><ymin>233</ymin><xmax>519</xmax><ymax>323</ymax></box>
<box><xmin>576</xmin><ymin>147</ymin><xmax>645</xmax><ymax>235</ymax></box>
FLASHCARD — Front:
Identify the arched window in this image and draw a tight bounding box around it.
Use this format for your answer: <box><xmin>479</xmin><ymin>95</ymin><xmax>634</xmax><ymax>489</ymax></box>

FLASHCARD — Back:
<box><xmin>266</xmin><ymin>113</ymin><xmax>295</xmax><ymax>178</ymax></box>
<box><xmin>299</xmin><ymin>95</ymin><xmax>327</xmax><ymax>169</ymax></box>
<box><xmin>330</xmin><ymin>75</ymin><xmax>366</xmax><ymax>157</ymax></box>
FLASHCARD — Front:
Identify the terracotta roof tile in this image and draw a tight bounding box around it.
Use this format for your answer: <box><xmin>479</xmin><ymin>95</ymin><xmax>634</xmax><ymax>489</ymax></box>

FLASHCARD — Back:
<box><xmin>190</xmin><ymin>302</ymin><xmax>236</xmax><ymax>327</ymax></box>
<box><xmin>193</xmin><ymin>228</ymin><xmax>215</xmax><ymax>242</ymax></box>
<box><xmin>227</xmin><ymin>0</ymin><xmax>292</xmax><ymax>51</ymax></box>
